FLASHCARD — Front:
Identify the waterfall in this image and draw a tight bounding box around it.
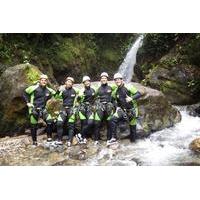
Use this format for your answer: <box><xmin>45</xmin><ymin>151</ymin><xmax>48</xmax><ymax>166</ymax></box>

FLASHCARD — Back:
<box><xmin>118</xmin><ymin>34</ymin><xmax>144</xmax><ymax>83</ymax></box>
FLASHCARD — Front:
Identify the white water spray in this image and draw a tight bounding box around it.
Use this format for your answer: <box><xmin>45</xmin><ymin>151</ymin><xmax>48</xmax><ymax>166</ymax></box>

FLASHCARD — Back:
<box><xmin>118</xmin><ymin>34</ymin><xmax>144</xmax><ymax>83</ymax></box>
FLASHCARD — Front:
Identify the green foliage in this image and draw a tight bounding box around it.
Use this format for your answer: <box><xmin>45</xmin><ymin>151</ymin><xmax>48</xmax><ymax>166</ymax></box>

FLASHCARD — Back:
<box><xmin>160</xmin><ymin>57</ymin><xmax>178</xmax><ymax>67</ymax></box>
<box><xmin>188</xmin><ymin>79</ymin><xmax>200</xmax><ymax>95</ymax></box>
<box><xmin>0</xmin><ymin>33</ymin><xmax>135</xmax><ymax>82</ymax></box>
<box><xmin>180</xmin><ymin>34</ymin><xmax>200</xmax><ymax>66</ymax></box>
<box><xmin>138</xmin><ymin>33</ymin><xmax>193</xmax><ymax>65</ymax></box>
<box><xmin>24</xmin><ymin>65</ymin><xmax>41</xmax><ymax>84</ymax></box>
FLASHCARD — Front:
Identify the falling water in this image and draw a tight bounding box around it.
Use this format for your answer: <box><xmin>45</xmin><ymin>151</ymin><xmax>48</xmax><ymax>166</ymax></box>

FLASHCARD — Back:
<box><xmin>118</xmin><ymin>34</ymin><xmax>144</xmax><ymax>83</ymax></box>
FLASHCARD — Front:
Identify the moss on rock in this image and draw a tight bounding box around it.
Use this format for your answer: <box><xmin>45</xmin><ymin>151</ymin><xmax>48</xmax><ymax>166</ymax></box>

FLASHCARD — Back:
<box><xmin>0</xmin><ymin>64</ymin><xmax>47</xmax><ymax>136</ymax></box>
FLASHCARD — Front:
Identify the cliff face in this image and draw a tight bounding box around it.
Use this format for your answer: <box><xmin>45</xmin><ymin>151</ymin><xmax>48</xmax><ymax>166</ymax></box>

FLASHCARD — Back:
<box><xmin>136</xmin><ymin>33</ymin><xmax>200</xmax><ymax>105</ymax></box>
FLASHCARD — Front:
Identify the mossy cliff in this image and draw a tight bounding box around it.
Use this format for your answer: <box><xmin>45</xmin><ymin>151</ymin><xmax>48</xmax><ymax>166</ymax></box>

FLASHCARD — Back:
<box><xmin>136</xmin><ymin>34</ymin><xmax>200</xmax><ymax>105</ymax></box>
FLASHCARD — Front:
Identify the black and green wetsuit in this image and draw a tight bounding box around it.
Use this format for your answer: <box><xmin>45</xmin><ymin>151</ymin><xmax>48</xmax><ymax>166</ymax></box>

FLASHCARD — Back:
<box><xmin>23</xmin><ymin>83</ymin><xmax>56</xmax><ymax>143</ymax></box>
<box><xmin>110</xmin><ymin>83</ymin><xmax>141</xmax><ymax>142</ymax></box>
<box><xmin>94</xmin><ymin>83</ymin><xmax>116</xmax><ymax>141</ymax></box>
<box><xmin>77</xmin><ymin>85</ymin><xmax>96</xmax><ymax>139</ymax></box>
<box><xmin>56</xmin><ymin>86</ymin><xmax>79</xmax><ymax>142</ymax></box>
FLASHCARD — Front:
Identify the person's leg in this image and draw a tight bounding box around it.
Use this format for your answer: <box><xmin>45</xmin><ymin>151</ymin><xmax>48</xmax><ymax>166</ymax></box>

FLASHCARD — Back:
<box><xmin>79</xmin><ymin>108</ymin><xmax>87</xmax><ymax>139</ymax></box>
<box><xmin>80</xmin><ymin>119</ymin><xmax>87</xmax><ymax>139</ymax></box>
<box><xmin>129</xmin><ymin>124</ymin><xmax>137</xmax><ymax>142</ymax></box>
<box><xmin>56</xmin><ymin>112</ymin><xmax>66</xmax><ymax>142</ymax></box>
<box><xmin>106</xmin><ymin>103</ymin><xmax>115</xmax><ymax>141</ymax></box>
<box><xmin>30</xmin><ymin>123</ymin><xmax>38</xmax><ymax>145</ymax></box>
<box><xmin>43</xmin><ymin>110</ymin><xmax>54</xmax><ymax>141</ymax></box>
<box><xmin>81</xmin><ymin>110</ymin><xmax>94</xmax><ymax>139</ymax></box>
<box><xmin>109</xmin><ymin>108</ymin><xmax>124</xmax><ymax>142</ymax></box>
<box><xmin>67</xmin><ymin>109</ymin><xmax>76</xmax><ymax>145</ymax></box>
<box><xmin>129</xmin><ymin>108</ymin><xmax>138</xmax><ymax>142</ymax></box>
<box><xmin>29</xmin><ymin>108</ymin><xmax>39</xmax><ymax>145</ymax></box>
<box><xmin>94</xmin><ymin>109</ymin><xmax>103</xmax><ymax>142</ymax></box>
<box><xmin>106</xmin><ymin>120</ymin><xmax>113</xmax><ymax>141</ymax></box>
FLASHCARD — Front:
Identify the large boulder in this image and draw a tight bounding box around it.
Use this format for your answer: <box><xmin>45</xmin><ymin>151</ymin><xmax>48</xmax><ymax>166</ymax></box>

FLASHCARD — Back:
<box><xmin>129</xmin><ymin>82</ymin><xmax>181</xmax><ymax>136</ymax></box>
<box><xmin>145</xmin><ymin>63</ymin><xmax>200</xmax><ymax>105</ymax></box>
<box><xmin>0</xmin><ymin>64</ymin><xmax>49</xmax><ymax>136</ymax></box>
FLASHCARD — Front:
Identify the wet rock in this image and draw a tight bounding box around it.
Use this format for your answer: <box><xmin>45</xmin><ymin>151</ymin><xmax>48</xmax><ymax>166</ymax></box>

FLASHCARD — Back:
<box><xmin>145</xmin><ymin>63</ymin><xmax>200</xmax><ymax>105</ymax></box>
<box><xmin>186</xmin><ymin>103</ymin><xmax>200</xmax><ymax>117</ymax></box>
<box><xmin>68</xmin><ymin>145</ymin><xmax>87</xmax><ymax>160</ymax></box>
<box><xmin>189</xmin><ymin>138</ymin><xmax>200</xmax><ymax>153</ymax></box>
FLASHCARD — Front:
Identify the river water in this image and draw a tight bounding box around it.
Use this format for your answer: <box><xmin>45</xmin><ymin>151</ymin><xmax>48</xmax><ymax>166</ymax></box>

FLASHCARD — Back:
<box><xmin>83</xmin><ymin>107</ymin><xmax>200</xmax><ymax>166</ymax></box>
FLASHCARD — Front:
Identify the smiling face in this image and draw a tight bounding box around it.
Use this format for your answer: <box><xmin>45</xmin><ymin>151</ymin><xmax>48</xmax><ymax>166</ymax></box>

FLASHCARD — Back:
<box><xmin>114</xmin><ymin>78</ymin><xmax>123</xmax><ymax>87</ymax></box>
<box><xmin>65</xmin><ymin>79</ymin><xmax>73</xmax><ymax>88</ymax></box>
<box><xmin>100</xmin><ymin>76</ymin><xmax>108</xmax><ymax>85</ymax></box>
<box><xmin>39</xmin><ymin>78</ymin><xmax>48</xmax><ymax>87</ymax></box>
<box><xmin>83</xmin><ymin>80</ymin><xmax>91</xmax><ymax>87</ymax></box>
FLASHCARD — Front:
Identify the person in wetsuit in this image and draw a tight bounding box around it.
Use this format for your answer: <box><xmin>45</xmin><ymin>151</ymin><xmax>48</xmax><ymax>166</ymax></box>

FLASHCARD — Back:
<box><xmin>56</xmin><ymin>77</ymin><xmax>79</xmax><ymax>147</ymax></box>
<box><xmin>110</xmin><ymin>73</ymin><xmax>142</xmax><ymax>143</ymax></box>
<box><xmin>77</xmin><ymin>76</ymin><xmax>96</xmax><ymax>144</ymax></box>
<box><xmin>23</xmin><ymin>74</ymin><xmax>56</xmax><ymax>146</ymax></box>
<box><xmin>93</xmin><ymin>72</ymin><xmax>116</xmax><ymax>145</ymax></box>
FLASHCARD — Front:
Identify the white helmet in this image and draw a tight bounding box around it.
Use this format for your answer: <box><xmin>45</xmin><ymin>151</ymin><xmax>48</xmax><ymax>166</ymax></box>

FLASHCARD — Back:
<box><xmin>82</xmin><ymin>76</ymin><xmax>91</xmax><ymax>83</ymax></box>
<box><xmin>66</xmin><ymin>76</ymin><xmax>75</xmax><ymax>83</ymax></box>
<box><xmin>100</xmin><ymin>72</ymin><xmax>109</xmax><ymax>78</ymax></box>
<box><xmin>113</xmin><ymin>73</ymin><xmax>123</xmax><ymax>80</ymax></box>
<box><xmin>40</xmin><ymin>74</ymin><xmax>48</xmax><ymax>80</ymax></box>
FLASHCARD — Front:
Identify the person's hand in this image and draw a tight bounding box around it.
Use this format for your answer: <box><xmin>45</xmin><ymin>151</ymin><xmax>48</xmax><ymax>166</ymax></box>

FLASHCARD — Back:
<box><xmin>27</xmin><ymin>103</ymin><xmax>34</xmax><ymax>108</ymax></box>
<box><xmin>126</xmin><ymin>95</ymin><xmax>132</xmax><ymax>103</ymax></box>
<box><xmin>116</xmin><ymin>107</ymin><xmax>121</xmax><ymax>112</ymax></box>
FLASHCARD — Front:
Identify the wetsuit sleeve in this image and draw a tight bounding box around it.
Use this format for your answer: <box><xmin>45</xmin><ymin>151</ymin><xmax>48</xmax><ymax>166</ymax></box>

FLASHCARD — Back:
<box><xmin>93</xmin><ymin>86</ymin><xmax>100</xmax><ymax>100</ymax></box>
<box><xmin>47</xmin><ymin>87</ymin><xmax>56</xmax><ymax>96</ymax></box>
<box><xmin>110</xmin><ymin>83</ymin><xmax>117</xmax><ymax>91</ymax></box>
<box><xmin>23</xmin><ymin>85</ymin><xmax>38</xmax><ymax>103</ymax></box>
<box><xmin>111</xmin><ymin>87</ymin><xmax>118</xmax><ymax>107</ymax></box>
<box><xmin>128</xmin><ymin>86</ymin><xmax>142</xmax><ymax>100</ymax></box>
<box><xmin>55</xmin><ymin>91</ymin><xmax>63</xmax><ymax>100</ymax></box>
<box><xmin>132</xmin><ymin>91</ymin><xmax>142</xmax><ymax>100</ymax></box>
<box><xmin>23</xmin><ymin>91</ymin><xmax>30</xmax><ymax>103</ymax></box>
<box><xmin>77</xmin><ymin>89</ymin><xmax>84</xmax><ymax>103</ymax></box>
<box><xmin>73</xmin><ymin>88</ymin><xmax>80</xmax><ymax>107</ymax></box>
